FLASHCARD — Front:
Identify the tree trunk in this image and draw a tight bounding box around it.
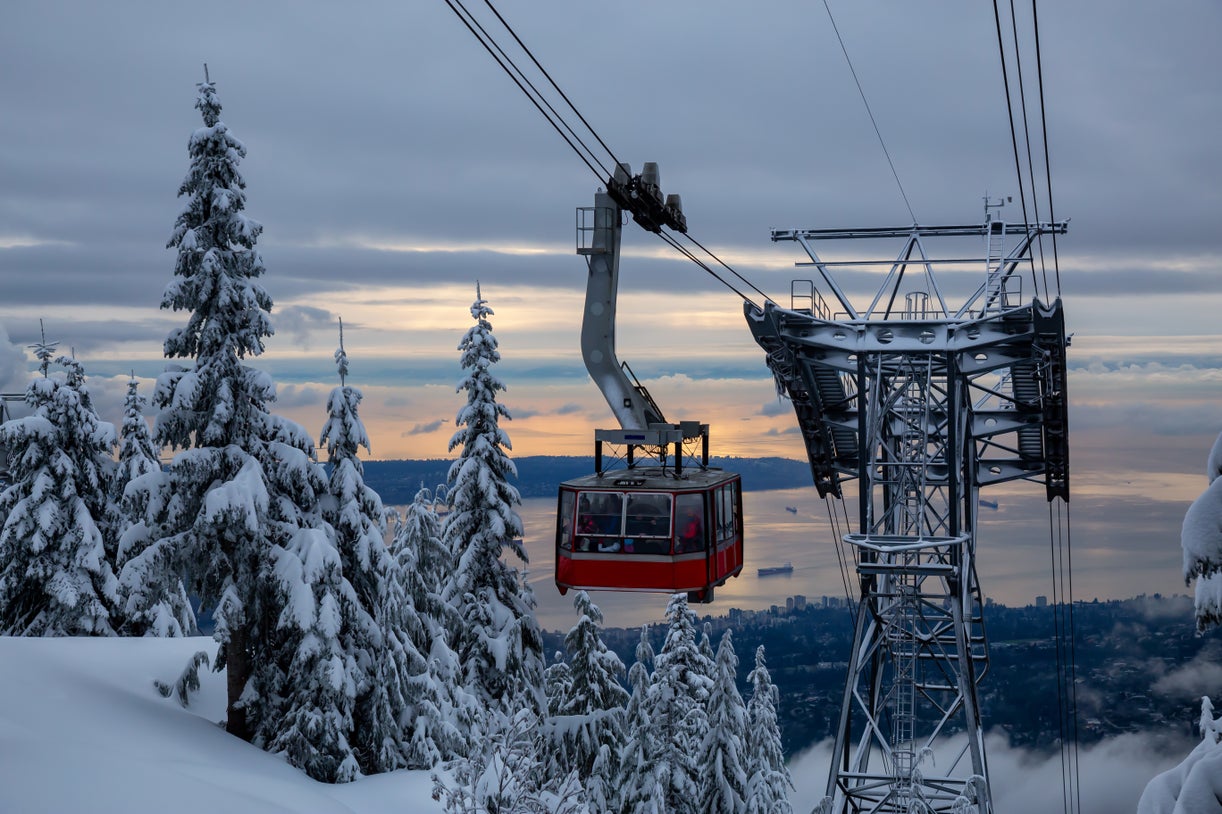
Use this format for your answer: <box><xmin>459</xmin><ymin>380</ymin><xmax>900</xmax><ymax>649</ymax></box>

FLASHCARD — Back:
<box><xmin>226</xmin><ymin>627</ymin><xmax>253</xmax><ymax>742</ymax></box>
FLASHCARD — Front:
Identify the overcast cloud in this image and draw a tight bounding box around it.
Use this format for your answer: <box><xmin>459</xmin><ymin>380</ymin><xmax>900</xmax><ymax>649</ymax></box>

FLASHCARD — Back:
<box><xmin>1</xmin><ymin>1</ymin><xmax>1220</xmax><ymax>622</ymax></box>
<box><xmin>2</xmin><ymin>1</ymin><xmax>1218</xmax><ymax>300</ymax></box>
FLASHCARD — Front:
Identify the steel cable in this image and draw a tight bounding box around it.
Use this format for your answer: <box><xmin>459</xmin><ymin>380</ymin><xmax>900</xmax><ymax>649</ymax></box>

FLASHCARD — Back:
<box><xmin>442</xmin><ymin>0</ymin><xmax>772</xmax><ymax>306</ymax></box>
<box><xmin>1007</xmin><ymin>0</ymin><xmax>1051</xmax><ymax>302</ymax></box>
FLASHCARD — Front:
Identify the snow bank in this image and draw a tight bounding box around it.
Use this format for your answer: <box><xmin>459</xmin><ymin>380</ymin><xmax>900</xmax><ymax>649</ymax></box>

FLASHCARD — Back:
<box><xmin>0</xmin><ymin>637</ymin><xmax>438</xmax><ymax>814</ymax></box>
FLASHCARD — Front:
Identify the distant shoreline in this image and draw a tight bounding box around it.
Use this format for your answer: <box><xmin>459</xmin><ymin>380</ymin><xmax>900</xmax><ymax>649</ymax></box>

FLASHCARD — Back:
<box><xmin>362</xmin><ymin>455</ymin><xmax>814</xmax><ymax>504</ymax></box>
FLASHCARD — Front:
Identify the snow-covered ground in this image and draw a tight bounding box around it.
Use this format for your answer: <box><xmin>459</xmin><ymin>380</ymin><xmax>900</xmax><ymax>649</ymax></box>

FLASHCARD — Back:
<box><xmin>0</xmin><ymin>635</ymin><xmax>1191</xmax><ymax>813</ymax></box>
<box><xmin>0</xmin><ymin>636</ymin><xmax>436</xmax><ymax>814</ymax></box>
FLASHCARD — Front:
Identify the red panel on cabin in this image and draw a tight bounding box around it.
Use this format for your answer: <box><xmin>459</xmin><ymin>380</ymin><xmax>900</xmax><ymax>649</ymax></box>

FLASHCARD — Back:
<box><xmin>556</xmin><ymin>539</ymin><xmax>743</xmax><ymax>595</ymax></box>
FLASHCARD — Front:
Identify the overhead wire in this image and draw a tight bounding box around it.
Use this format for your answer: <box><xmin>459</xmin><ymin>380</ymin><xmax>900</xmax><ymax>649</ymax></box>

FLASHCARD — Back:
<box><xmin>825</xmin><ymin>495</ymin><xmax>854</xmax><ymax>611</ymax></box>
<box><xmin>991</xmin><ymin>0</ymin><xmax>1041</xmax><ymax>302</ymax></box>
<box><xmin>995</xmin><ymin>1</ymin><xmax>1076</xmax><ymax>806</ymax></box>
<box><xmin>820</xmin><ymin>0</ymin><xmax>917</xmax><ymax>224</ymax></box>
<box><xmin>1006</xmin><ymin>0</ymin><xmax>1051</xmax><ymax>302</ymax></box>
<box><xmin>655</xmin><ymin>230</ymin><xmax>755</xmax><ymax>304</ymax></box>
<box><xmin>479</xmin><ymin>0</ymin><xmax>623</xmax><ymax>173</ymax></box>
<box><xmin>441</xmin><ymin>0</ymin><xmax>611</xmax><ymax>182</ymax></box>
<box><xmin>1064</xmin><ymin>501</ymin><xmax>1082</xmax><ymax>814</ymax></box>
<box><xmin>837</xmin><ymin>496</ymin><xmax>858</xmax><ymax>618</ymax></box>
<box><xmin>678</xmin><ymin>231</ymin><xmax>770</xmax><ymax>304</ymax></box>
<box><xmin>1046</xmin><ymin>501</ymin><xmax>1072</xmax><ymax>813</ymax></box>
<box><xmin>441</xmin><ymin>0</ymin><xmax>768</xmax><ymax>308</ymax></box>
<box><xmin>1032</xmin><ymin>0</ymin><xmax>1063</xmax><ymax>298</ymax></box>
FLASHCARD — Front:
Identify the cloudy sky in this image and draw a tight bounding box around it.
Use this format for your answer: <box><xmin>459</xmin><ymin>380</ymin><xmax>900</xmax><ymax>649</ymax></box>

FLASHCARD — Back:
<box><xmin>2</xmin><ymin>1</ymin><xmax>1220</xmax><ymax>601</ymax></box>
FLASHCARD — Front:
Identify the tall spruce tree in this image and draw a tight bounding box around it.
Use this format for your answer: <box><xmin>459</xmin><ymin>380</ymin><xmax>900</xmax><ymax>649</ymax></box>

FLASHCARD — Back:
<box><xmin>269</xmin><ymin>327</ymin><xmax>398</xmax><ymax>783</ymax></box>
<box><xmin>441</xmin><ymin>284</ymin><xmax>544</xmax><ymax>725</ymax></box>
<box><xmin>59</xmin><ymin>356</ymin><xmax>122</xmax><ymax>565</ymax></box>
<box><xmin>648</xmin><ymin>593</ymin><xmax>714</xmax><ymax>814</ymax></box>
<box><xmin>620</xmin><ymin>625</ymin><xmax>666</xmax><ymax>814</ymax></box>
<box><xmin>316</xmin><ymin>323</ymin><xmax>428</xmax><ymax>775</ymax></box>
<box><xmin>112</xmin><ymin>375</ymin><xmax>196</xmax><ymax>637</ymax></box>
<box><xmin>270</xmin><ymin>524</ymin><xmax>362</xmax><ymax>782</ymax></box>
<box><xmin>111</xmin><ymin>376</ymin><xmax>160</xmax><ymax>549</ymax></box>
<box><xmin>743</xmin><ymin>645</ymin><xmax>793</xmax><ymax>814</ymax></box>
<box><xmin>0</xmin><ymin>349</ymin><xmax>120</xmax><ymax>636</ymax></box>
<box><xmin>545</xmin><ymin>651</ymin><xmax>574</xmax><ymax>719</ymax></box>
<box><xmin>700</xmin><ymin>621</ymin><xmax>716</xmax><ymax>665</ymax></box>
<box><xmin>698</xmin><ymin>629</ymin><xmax>749</xmax><ymax>814</ymax></box>
<box><xmin>127</xmin><ymin>76</ymin><xmax>330</xmax><ymax>743</ymax></box>
<box><xmin>393</xmin><ymin>485</ymin><xmax>466</xmax><ymax>766</ymax></box>
<box><xmin>553</xmin><ymin>591</ymin><xmax>628</xmax><ymax>784</ymax></box>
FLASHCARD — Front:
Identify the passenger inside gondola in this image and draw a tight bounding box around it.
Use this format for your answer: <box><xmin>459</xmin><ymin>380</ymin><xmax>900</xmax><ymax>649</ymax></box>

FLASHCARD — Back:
<box><xmin>593</xmin><ymin>494</ymin><xmax>622</xmax><ymax>533</ymax></box>
<box><xmin>576</xmin><ymin>495</ymin><xmax>611</xmax><ymax>551</ymax></box>
<box><xmin>676</xmin><ymin>494</ymin><xmax>705</xmax><ymax>553</ymax></box>
<box><xmin>625</xmin><ymin>493</ymin><xmax>671</xmax><ymax>554</ymax></box>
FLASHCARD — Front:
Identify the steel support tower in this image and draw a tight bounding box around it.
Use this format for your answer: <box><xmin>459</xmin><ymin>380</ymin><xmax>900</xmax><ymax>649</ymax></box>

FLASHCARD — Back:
<box><xmin>745</xmin><ymin>211</ymin><xmax>1069</xmax><ymax>813</ymax></box>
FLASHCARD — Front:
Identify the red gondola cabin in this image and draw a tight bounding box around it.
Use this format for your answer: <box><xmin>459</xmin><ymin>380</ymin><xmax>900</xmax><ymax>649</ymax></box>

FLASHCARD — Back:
<box><xmin>555</xmin><ymin>467</ymin><xmax>743</xmax><ymax>602</ymax></box>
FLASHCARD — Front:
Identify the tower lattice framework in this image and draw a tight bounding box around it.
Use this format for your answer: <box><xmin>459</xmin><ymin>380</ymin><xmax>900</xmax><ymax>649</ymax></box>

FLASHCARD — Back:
<box><xmin>746</xmin><ymin>215</ymin><xmax>1069</xmax><ymax>813</ymax></box>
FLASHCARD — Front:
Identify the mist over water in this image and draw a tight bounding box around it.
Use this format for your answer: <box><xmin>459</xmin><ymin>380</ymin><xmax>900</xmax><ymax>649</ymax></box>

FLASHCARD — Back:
<box><xmin>786</xmin><ymin>731</ymin><xmax>1193</xmax><ymax>814</ymax></box>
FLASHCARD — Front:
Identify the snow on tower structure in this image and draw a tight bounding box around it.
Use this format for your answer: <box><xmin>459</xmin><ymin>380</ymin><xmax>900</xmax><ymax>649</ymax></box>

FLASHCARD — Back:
<box><xmin>746</xmin><ymin>210</ymin><xmax>1069</xmax><ymax>813</ymax></box>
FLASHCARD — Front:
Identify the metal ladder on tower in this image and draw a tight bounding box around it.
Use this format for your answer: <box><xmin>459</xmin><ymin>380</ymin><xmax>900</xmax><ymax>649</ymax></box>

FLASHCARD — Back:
<box><xmin>890</xmin><ymin>577</ymin><xmax>919</xmax><ymax>807</ymax></box>
<box><xmin>983</xmin><ymin>213</ymin><xmax>1007</xmax><ymax>313</ymax></box>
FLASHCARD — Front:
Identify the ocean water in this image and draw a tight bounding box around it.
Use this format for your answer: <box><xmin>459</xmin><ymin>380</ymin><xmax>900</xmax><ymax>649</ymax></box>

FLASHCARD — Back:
<box><xmin>512</xmin><ymin>483</ymin><xmax>1187</xmax><ymax>632</ymax></box>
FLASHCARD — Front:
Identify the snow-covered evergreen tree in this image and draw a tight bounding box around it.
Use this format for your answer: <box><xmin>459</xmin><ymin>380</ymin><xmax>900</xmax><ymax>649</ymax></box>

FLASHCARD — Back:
<box><xmin>125</xmin><ymin>77</ymin><xmax>331</xmax><ymax>746</ymax></box>
<box><xmin>433</xmin><ymin>705</ymin><xmax>589</xmax><ymax>814</ymax></box>
<box><xmin>111</xmin><ymin>375</ymin><xmax>195</xmax><ymax>638</ymax></box>
<box><xmin>1184</xmin><ymin>430</ymin><xmax>1222</xmax><ymax>629</ymax></box>
<box><xmin>58</xmin><ymin>356</ymin><xmax>121</xmax><ymax>562</ymax></box>
<box><xmin>397</xmin><ymin>486</ymin><xmax>454</xmax><ymax>636</ymax></box>
<box><xmin>441</xmin><ymin>284</ymin><xmax>545</xmax><ymax>725</ymax></box>
<box><xmin>0</xmin><ymin>352</ymin><xmax>120</xmax><ymax>636</ymax></box>
<box><xmin>698</xmin><ymin>629</ymin><xmax>748</xmax><ymax>814</ymax></box>
<box><xmin>393</xmin><ymin>485</ymin><xmax>467</xmax><ymax>766</ymax></box>
<box><xmin>743</xmin><ymin>645</ymin><xmax>793</xmax><ymax>814</ymax></box>
<box><xmin>700</xmin><ymin>621</ymin><xmax>716</xmax><ymax>665</ymax></box>
<box><xmin>233</xmin><ymin>416</ymin><xmax>341</xmax><ymax>753</ymax></box>
<box><xmin>111</xmin><ymin>375</ymin><xmax>160</xmax><ymax>551</ymax></box>
<box><xmin>618</xmin><ymin>596</ymin><xmax>713</xmax><ymax>814</ymax></box>
<box><xmin>1139</xmin><ymin>695</ymin><xmax>1222</xmax><ymax>814</ymax></box>
<box><xmin>117</xmin><ymin>520</ymin><xmax>197</xmax><ymax>637</ymax></box>
<box><xmin>1141</xmin><ymin>433</ymin><xmax>1222</xmax><ymax>812</ymax></box>
<box><xmin>551</xmin><ymin>590</ymin><xmax>628</xmax><ymax>792</ymax></box>
<box><xmin>317</xmin><ymin>323</ymin><xmax>424</xmax><ymax>775</ymax></box>
<box><xmin>545</xmin><ymin>651</ymin><xmax>574</xmax><ymax>719</ymax></box>
<box><xmin>269</xmin><ymin>525</ymin><xmax>361</xmax><ymax>782</ymax></box>
<box><xmin>655</xmin><ymin>593</ymin><xmax>714</xmax><ymax>814</ymax></box>
<box><xmin>620</xmin><ymin>625</ymin><xmax>666</xmax><ymax>814</ymax></box>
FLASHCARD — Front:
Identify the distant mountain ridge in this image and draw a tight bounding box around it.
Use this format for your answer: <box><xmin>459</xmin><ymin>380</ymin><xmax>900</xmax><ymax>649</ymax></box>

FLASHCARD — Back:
<box><xmin>363</xmin><ymin>456</ymin><xmax>812</xmax><ymax>504</ymax></box>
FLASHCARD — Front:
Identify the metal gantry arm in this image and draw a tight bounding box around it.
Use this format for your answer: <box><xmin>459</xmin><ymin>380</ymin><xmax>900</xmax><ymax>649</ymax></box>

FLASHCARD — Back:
<box><xmin>577</xmin><ymin>163</ymin><xmax>713</xmax><ymax>470</ymax></box>
<box><xmin>578</xmin><ymin>189</ymin><xmax>663</xmax><ymax>431</ymax></box>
